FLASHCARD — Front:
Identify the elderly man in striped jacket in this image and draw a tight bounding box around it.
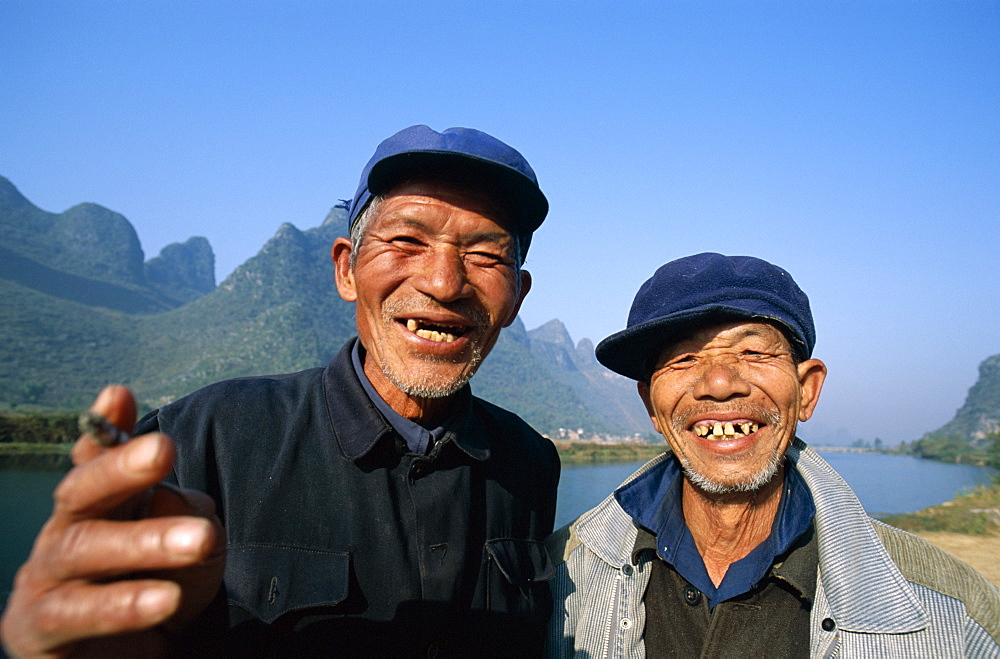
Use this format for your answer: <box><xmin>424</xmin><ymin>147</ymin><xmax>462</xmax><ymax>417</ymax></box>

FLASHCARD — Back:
<box><xmin>546</xmin><ymin>253</ymin><xmax>999</xmax><ymax>658</ymax></box>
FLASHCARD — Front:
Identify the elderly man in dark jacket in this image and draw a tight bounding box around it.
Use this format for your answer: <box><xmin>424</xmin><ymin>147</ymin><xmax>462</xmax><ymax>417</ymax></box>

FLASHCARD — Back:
<box><xmin>3</xmin><ymin>125</ymin><xmax>560</xmax><ymax>656</ymax></box>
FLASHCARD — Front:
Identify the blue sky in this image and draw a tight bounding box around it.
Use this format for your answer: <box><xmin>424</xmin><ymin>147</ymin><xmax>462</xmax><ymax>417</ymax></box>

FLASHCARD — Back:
<box><xmin>2</xmin><ymin>1</ymin><xmax>998</xmax><ymax>445</ymax></box>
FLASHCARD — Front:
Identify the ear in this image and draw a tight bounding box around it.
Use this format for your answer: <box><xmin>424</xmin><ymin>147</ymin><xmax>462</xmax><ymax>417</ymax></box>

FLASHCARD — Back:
<box><xmin>501</xmin><ymin>269</ymin><xmax>532</xmax><ymax>328</ymax></box>
<box><xmin>796</xmin><ymin>358</ymin><xmax>827</xmax><ymax>422</ymax></box>
<box><xmin>637</xmin><ymin>380</ymin><xmax>663</xmax><ymax>435</ymax></box>
<box><xmin>331</xmin><ymin>237</ymin><xmax>357</xmax><ymax>302</ymax></box>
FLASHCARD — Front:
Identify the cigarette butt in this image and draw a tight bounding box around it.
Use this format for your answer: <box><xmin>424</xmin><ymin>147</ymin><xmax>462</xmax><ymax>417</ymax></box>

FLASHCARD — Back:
<box><xmin>78</xmin><ymin>411</ymin><xmax>131</xmax><ymax>447</ymax></box>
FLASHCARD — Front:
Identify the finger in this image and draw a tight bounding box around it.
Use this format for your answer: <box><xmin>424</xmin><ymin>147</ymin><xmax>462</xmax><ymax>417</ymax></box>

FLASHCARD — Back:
<box><xmin>38</xmin><ymin>517</ymin><xmax>218</xmax><ymax>582</ymax></box>
<box><xmin>71</xmin><ymin>385</ymin><xmax>139</xmax><ymax>466</ymax></box>
<box><xmin>14</xmin><ymin>579</ymin><xmax>180</xmax><ymax>653</ymax></box>
<box><xmin>56</xmin><ymin>434</ymin><xmax>176</xmax><ymax>520</ymax></box>
<box><xmin>92</xmin><ymin>385</ymin><xmax>138</xmax><ymax>434</ymax></box>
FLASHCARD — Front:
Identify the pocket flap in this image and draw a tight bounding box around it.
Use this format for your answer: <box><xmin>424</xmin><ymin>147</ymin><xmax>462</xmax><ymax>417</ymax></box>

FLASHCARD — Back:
<box><xmin>484</xmin><ymin>538</ymin><xmax>556</xmax><ymax>587</ymax></box>
<box><xmin>225</xmin><ymin>543</ymin><xmax>351</xmax><ymax>624</ymax></box>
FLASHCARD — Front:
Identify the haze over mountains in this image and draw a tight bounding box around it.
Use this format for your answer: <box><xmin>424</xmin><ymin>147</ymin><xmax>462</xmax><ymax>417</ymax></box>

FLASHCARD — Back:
<box><xmin>1</xmin><ymin>175</ymin><xmax>996</xmax><ymax>447</ymax></box>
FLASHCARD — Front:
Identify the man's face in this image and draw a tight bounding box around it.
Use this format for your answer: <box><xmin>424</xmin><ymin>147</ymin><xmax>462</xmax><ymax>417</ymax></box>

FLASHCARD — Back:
<box><xmin>638</xmin><ymin>321</ymin><xmax>826</xmax><ymax>494</ymax></box>
<box><xmin>333</xmin><ymin>180</ymin><xmax>530</xmax><ymax>404</ymax></box>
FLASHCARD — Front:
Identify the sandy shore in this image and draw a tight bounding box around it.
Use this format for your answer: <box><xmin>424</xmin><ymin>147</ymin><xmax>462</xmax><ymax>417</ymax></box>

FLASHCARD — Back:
<box><xmin>914</xmin><ymin>532</ymin><xmax>1000</xmax><ymax>587</ymax></box>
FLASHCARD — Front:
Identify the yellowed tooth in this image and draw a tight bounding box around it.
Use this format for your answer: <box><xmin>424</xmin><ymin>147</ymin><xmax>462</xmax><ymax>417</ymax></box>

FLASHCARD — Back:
<box><xmin>751</xmin><ymin>422</ymin><xmax>759</xmax><ymax>433</ymax></box>
<box><xmin>416</xmin><ymin>329</ymin><xmax>431</xmax><ymax>339</ymax></box>
<box><xmin>741</xmin><ymin>423</ymin><xmax>750</xmax><ymax>435</ymax></box>
<box><xmin>712</xmin><ymin>423</ymin><xmax>723</xmax><ymax>436</ymax></box>
<box><xmin>724</xmin><ymin>422</ymin><xmax>735</xmax><ymax>436</ymax></box>
<box><xmin>407</xmin><ymin>319</ymin><xmax>418</xmax><ymax>332</ymax></box>
<box><xmin>695</xmin><ymin>426</ymin><xmax>706</xmax><ymax>437</ymax></box>
<box><xmin>443</xmin><ymin>332</ymin><xmax>455</xmax><ymax>342</ymax></box>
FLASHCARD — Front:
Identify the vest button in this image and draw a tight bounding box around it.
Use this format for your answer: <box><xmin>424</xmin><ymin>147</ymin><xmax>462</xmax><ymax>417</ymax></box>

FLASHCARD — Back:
<box><xmin>621</xmin><ymin>564</ymin><xmax>633</xmax><ymax>576</ymax></box>
<box><xmin>822</xmin><ymin>618</ymin><xmax>836</xmax><ymax>632</ymax></box>
<box><xmin>683</xmin><ymin>586</ymin><xmax>702</xmax><ymax>606</ymax></box>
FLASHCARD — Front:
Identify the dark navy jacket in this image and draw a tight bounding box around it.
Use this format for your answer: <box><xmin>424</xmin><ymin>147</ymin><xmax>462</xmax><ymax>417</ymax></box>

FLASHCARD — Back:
<box><xmin>137</xmin><ymin>339</ymin><xmax>560</xmax><ymax>656</ymax></box>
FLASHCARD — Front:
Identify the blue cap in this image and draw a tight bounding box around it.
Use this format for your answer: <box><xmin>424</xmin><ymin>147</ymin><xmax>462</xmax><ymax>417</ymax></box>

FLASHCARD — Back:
<box><xmin>348</xmin><ymin>125</ymin><xmax>548</xmax><ymax>255</ymax></box>
<box><xmin>595</xmin><ymin>253</ymin><xmax>816</xmax><ymax>381</ymax></box>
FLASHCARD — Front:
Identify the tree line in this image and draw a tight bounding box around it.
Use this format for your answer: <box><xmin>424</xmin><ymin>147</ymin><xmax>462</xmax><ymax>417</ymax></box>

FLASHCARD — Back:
<box><xmin>0</xmin><ymin>412</ymin><xmax>79</xmax><ymax>444</ymax></box>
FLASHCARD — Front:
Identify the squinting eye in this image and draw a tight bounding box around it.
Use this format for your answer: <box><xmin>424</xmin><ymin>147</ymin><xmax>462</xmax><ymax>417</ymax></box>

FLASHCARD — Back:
<box><xmin>468</xmin><ymin>251</ymin><xmax>510</xmax><ymax>265</ymax></box>
<box><xmin>391</xmin><ymin>236</ymin><xmax>420</xmax><ymax>244</ymax></box>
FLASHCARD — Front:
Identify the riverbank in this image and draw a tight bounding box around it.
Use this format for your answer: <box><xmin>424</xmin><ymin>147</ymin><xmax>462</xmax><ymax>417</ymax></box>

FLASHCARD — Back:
<box><xmin>881</xmin><ymin>483</ymin><xmax>999</xmax><ymax>586</ymax></box>
<box><xmin>553</xmin><ymin>441</ymin><xmax>665</xmax><ymax>463</ymax></box>
<box><xmin>912</xmin><ymin>532</ymin><xmax>1000</xmax><ymax>586</ymax></box>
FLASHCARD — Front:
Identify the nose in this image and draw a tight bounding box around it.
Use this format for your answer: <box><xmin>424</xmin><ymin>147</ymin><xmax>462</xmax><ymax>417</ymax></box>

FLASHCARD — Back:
<box><xmin>412</xmin><ymin>246</ymin><xmax>474</xmax><ymax>303</ymax></box>
<box><xmin>692</xmin><ymin>360</ymin><xmax>752</xmax><ymax>401</ymax></box>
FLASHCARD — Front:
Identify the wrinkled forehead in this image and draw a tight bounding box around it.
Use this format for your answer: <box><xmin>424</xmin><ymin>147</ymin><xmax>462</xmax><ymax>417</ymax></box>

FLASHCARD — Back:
<box><xmin>381</xmin><ymin>177</ymin><xmax>514</xmax><ymax>229</ymax></box>
<box><xmin>653</xmin><ymin>316</ymin><xmax>796</xmax><ymax>361</ymax></box>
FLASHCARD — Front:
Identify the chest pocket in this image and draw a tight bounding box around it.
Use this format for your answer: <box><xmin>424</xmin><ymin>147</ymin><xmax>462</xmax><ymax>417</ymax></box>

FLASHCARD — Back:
<box><xmin>484</xmin><ymin>538</ymin><xmax>555</xmax><ymax>610</ymax></box>
<box><xmin>225</xmin><ymin>544</ymin><xmax>351</xmax><ymax>624</ymax></box>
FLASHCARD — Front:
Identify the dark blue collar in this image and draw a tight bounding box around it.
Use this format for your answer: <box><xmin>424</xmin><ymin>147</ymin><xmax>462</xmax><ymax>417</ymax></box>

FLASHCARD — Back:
<box><xmin>615</xmin><ymin>454</ymin><xmax>815</xmax><ymax>608</ymax></box>
<box><xmin>351</xmin><ymin>340</ymin><xmax>460</xmax><ymax>455</ymax></box>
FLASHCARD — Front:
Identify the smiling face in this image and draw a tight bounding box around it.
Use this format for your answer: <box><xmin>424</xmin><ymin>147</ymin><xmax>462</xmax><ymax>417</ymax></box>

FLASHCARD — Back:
<box><xmin>333</xmin><ymin>180</ymin><xmax>530</xmax><ymax>416</ymax></box>
<box><xmin>638</xmin><ymin>320</ymin><xmax>826</xmax><ymax>494</ymax></box>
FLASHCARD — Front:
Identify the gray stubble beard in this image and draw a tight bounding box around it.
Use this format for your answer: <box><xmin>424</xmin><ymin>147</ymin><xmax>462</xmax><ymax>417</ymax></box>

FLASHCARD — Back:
<box><xmin>379</xmin><ymin>343</ymin><xmax>484</xmax><ymax>399</ymax></box>
<box><xmin>681</xmin><ymin>447</ymin><xmax>785</xmax><ymax>495</ymax></box>
<box><xmin>377</xmin><ymin>296</ymin><xmax>491</xmax><ymax>399</ymax></box>
<box><xmin>672</xmin><ymin>405</ymin><xmax>787</xmax><ymax>495</ymax></box>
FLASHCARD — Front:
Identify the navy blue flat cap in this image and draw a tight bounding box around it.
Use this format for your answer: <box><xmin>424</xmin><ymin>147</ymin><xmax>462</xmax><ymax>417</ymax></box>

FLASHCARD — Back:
<box><xmin>348</xmin><ymin>125</ymin><xmax>548</xmax><ymax>255</ymax></box>
<box><xmin>595</xmin><ymin>253</ymin><xmax>816</xmax><ymax>381</ymax></box>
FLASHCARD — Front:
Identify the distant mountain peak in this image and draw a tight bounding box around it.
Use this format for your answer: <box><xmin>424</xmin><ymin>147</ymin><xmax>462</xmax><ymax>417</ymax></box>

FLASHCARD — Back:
<box><xmin>529</xmin><ymin>318</ymin><xmax>575</xmax><ymax>348</ymax></box>
<box><xmin>144</xmin><ymin>236</ymin><xmax>215</xmax><ymax>303</ymax></box>
<box><xmin>576</xmin><ymin>337</ymin><xmax>597</xmax><ymax>365</ymax></box>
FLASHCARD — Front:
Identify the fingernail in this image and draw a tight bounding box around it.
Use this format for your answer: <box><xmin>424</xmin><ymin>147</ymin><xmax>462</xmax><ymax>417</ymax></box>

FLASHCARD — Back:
<box><xmin>135</xmin><ymin>584</ymin><xmax>179</xmax><ymax>619</ymax></box>
<box><xmin>164</xmin><ymin>520</ymin><xmax>208</xmax><ymax>557</ymax></box>
<box><xmin>123</xmin><ymin>435</ymin><xmax>161</xmax><ymax>475</ymax></box>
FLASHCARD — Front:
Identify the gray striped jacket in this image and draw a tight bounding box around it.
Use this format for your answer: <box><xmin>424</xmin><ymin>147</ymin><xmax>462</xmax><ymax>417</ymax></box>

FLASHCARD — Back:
<box><xmin>546</xmin><ymin>439</ymin><xmax>1000</xmax><ymax>657</ymax></box>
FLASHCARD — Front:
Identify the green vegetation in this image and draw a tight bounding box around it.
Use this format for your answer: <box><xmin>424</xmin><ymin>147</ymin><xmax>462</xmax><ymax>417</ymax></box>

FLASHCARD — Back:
<box><xmin>990</xmin><ymin>431</ymin><xmax>1000</xmax><ymax>471</ymax></box>
<box><xmin>880</xmin><ymin>482</ymin><xmax>1000</xmax><ymax>536</ymax></box>
<box><xmin>554</xmin><ymin>442</ymin><xmax>665</xmax><ymax>463</ymax></box>
<box><xmin>908</xmin><ymin>433</ymin><xmax>992</xmax><ymax>465</ymax></box>
<box><xmin>906</xmin><ymin>355</ymin><xmax>1000</xmax><ymax>465</ymax></box>
<box><xmin>0</xmin><ymin>412</ymin><xmax>78</xmax><ymax>444</ymax></box>
<box><xmin>3</xmin><ymin>174</ymin><xmax>997</xmax><ymax>441</ymax></box>
<box><xmin>0</xmin><ymin>177</ymin><xmax>651</xmax><ymax>436</ymax></box>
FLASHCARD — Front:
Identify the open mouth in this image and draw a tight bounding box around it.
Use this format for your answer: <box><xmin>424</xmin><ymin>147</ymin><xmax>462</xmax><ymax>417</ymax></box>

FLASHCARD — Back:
<box><xmin>405</xmin><ymin>318</ymin><xmax>469</xmax><ymax>343</ymax></box>
<box><xmin>692</xmin><ymin>421</ymin><xmax>760</xmax><ymax>440</ymax></box>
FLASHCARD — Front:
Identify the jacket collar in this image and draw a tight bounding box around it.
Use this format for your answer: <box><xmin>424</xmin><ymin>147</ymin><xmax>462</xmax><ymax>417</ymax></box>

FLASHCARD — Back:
<box><xmin>573</xmin><ymin>453</ymin><xmax>670</xmax><ymax>568</ymax></box>
<box><xmin>572</xmin><ymin>439</ymin><xmax>928</xmax><ymax>634</ymax></box>
<box><xmin>786</xmin><ymin>440</ymin><xmax>928</xmax><ymax>634</ymax></box>
<box><xmin>322</xmin><ymin>338</ymin><xmax>490</xmax><ymax>462</ymax></box>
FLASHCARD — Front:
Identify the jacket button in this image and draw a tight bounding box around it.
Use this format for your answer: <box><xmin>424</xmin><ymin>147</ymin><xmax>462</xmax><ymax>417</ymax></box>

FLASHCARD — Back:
<box><xmin>621</xmin><ymin>564</ymin><xmax>633</xmax><ymax>576</ymax></box>
<box><xmin>683</xmin><ymin>586</ymin><xmax>702</xmax><ymax>606</ymax></box>
<box><xmin>822</xmin><ymin>618</ymin><xmax>836</xmax><ymax>632</ymax></box>
<box><xmin>620</xmin><ymin>618</ymin><xmax>632</xmax><ymax>630</ymax></box>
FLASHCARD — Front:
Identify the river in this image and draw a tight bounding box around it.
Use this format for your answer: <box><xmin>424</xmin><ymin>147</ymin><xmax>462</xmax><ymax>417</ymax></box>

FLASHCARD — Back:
<box><xmin>555</xmin><ymin>451</ymin><xmax>996</xmax><ymax>528</ymax></box>
<box><xmin>1</xmin><ymin>451</ymin><xmax>995</xmax><ymax>600</ymax></box>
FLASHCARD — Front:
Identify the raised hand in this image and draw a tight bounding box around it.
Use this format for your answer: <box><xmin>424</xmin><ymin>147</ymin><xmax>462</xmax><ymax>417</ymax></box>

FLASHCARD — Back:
<box><xmin>0</xmin><ymin>386</ymin><xmax>225</xmax><ymax>657</ymax></box>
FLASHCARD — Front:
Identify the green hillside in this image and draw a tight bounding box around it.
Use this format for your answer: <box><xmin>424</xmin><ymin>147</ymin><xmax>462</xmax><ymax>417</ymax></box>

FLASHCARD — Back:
<box><xmin>0</xmin><ymin>176</ymin><xmax>643</xmax><ymax>435</ymax></box>
<box><xmin>909</xmin><ymin>354</ymin><xmax>1000</xmax><ymax>464</ymax></box>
